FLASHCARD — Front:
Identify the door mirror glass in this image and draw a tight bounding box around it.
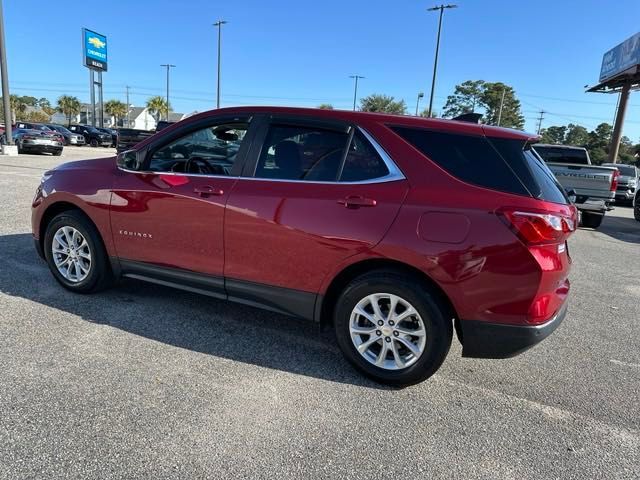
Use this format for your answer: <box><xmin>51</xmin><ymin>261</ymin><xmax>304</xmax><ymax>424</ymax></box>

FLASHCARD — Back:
<box><xmin>117</xmin><ymin>150</ymin><xmax>142</xmax><ymax>171</ymax></box>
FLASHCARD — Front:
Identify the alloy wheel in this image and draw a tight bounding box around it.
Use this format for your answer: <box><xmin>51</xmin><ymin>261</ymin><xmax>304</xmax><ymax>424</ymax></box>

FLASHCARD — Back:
<box><xmin>51</xmin><ymin>226</ymin><xmax>92</xmax><ymax>283</ymax></box>
<box><xmin>349</xmin><ymin>293</ymin><xmax>427</xmax><ymax>370</ymax></box>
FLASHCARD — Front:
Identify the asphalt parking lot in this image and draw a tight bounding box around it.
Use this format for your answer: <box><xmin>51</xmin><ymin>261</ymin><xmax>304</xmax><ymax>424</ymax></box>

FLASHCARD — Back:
<box><xmin>0</xmin><ymin>148</ymin><xmax>638</xmax><ymax>479</ymax></box>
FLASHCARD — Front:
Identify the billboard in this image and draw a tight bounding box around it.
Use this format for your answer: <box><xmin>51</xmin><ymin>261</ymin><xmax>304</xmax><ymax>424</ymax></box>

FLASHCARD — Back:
<box><xmin>82</xmin><ymin>28</ymin><xmax>108</xmax><ymax>72</ymax></box>
<box><xmin>599</xmin><ymin>32</ymin><xmax>640</xmax><ymax>83</ymax></box>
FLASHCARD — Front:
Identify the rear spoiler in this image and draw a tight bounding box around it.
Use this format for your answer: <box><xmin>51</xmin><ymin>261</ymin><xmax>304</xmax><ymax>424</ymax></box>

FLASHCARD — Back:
<box><xmin>452</xmin><ymin>113</ymin><xmax>483</xmax><ymax>124</ymax></box>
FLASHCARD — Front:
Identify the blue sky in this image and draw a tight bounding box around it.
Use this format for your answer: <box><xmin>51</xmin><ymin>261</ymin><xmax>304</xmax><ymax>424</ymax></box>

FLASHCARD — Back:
<box><xmin>5</xmin><ymin>0</ymin><xmax>640</xmax><ymax>138</ymax></box>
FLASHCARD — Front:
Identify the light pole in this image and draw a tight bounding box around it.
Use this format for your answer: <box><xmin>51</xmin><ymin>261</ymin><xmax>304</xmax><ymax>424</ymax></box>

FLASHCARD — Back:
<box><xmin>160</xmin><ymin>64</ymin><xmax>175</xmax><ymax>121</ymax></box>
<box><xmin>0</xmin><ymin>0</ymin><xmax>13</xmax><ymax>146</ymax></box>
<box><xmin>415</xmin><ymin>92</ymin><xmax>424</xmax><ymax>116</ymax></box>
<box><xmin>214</xmin><ymin>20</ymin><xmax>227</xmax><ymax>109</ymax></box>
<box><xmin>349</xmin><ymin>75</ymin><xmax>365</xmax><ymax>111</ymax></box>
<box><xmin>426</xmin><ymin>4</ymin><xmax>457</xmax><ymax>118</ymax></box>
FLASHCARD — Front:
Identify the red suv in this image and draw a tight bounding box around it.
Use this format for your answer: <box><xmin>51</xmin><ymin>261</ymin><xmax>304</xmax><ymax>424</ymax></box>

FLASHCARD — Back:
<box><xmin>32</xmin><ymin>107</ymin><xmax>576</xmax><ymax>385</ymax></box>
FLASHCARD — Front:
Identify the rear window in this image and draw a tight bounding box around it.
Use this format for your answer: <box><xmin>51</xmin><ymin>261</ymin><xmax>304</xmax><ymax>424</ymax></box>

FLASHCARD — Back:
<box><xmin>533</xmin><ymin>146</ymin><xmax>589</xmax><ymax>165</ymax></box>
<box><xmin>391</xmin><ymin>126</ymin><xmax>568</xmax><ymax>204</ymax></box>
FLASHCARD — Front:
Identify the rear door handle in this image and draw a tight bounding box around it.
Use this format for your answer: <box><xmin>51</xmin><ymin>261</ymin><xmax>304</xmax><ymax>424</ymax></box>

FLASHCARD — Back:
<box><xmin>338</xmin><ymin>195</ymin><xmax>377</xmax><ymax>208</ymax></box>
<box><xmin>194</xmin><ymin>185</ymin><xmax>224</xmax><ymax>196</ymax></box>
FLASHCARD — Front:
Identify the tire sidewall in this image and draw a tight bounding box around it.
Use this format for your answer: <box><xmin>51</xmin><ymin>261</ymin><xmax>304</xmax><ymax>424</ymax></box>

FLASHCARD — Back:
<box><xmin>44</xmin><ymin>212</ymin><xmax>107</xmax><ymax>293</ymax></box>
<box><xmin>334</xmin><ymin>272</ymin><xmax>452</xmax><ymax>386</ymax></box>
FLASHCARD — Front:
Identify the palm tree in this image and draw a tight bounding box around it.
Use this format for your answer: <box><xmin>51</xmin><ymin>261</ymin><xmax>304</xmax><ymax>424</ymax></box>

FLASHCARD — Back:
<box><xmin>56</xmin><ymin>95</ymin><xmax>82</xmax><ymax>127</ymax></box>
<box><xmin>104</xmin><ymin>100</ymin><xmax>128</xmax><ymax>127</ymax></box>
<box><xmin>9</xmin><ymin>95</ymin><xmax>28</xmax><ymax>123</ymax></box>
<box><xmin>146</xmin><ymin>96</ymin><xmax>170</xmax><ymax>123</ymax></box>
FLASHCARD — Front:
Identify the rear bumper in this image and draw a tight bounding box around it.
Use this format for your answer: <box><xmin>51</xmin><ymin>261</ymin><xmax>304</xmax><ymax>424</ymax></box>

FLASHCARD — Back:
<box><xmin>459</xmin><ymin>302</ymin><xmax>567</xmax><ymax>359</ymax></box>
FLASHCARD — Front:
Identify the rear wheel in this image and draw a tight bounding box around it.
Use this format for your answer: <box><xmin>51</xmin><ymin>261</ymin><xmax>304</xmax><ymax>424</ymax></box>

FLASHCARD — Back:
<box><xmin>334</xmin><ymin>270</ymin><xmax>452</xmax><ymax>387</ymax></box>
<box><xmin>634</xmin><ymin>195</ymin><xmax>640</xmax><ymax>222</ymax></box>
<box><xmin>581</xmin><ymin>211</ymin><xmax>604</xmax><ymax>229</ymax></box>
<box><xmin>44</xmin><ymin>211</ymin><xmax>113</xmax><ymax>293</ymax></box>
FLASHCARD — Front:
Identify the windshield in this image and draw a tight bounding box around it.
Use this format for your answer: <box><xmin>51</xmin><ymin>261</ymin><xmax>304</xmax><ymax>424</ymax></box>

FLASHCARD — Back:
<box><xmin>50</xmin><ymin>125</ymin><xmax>71</xmax><ymax>134</ymax></box>
<box><xmin>617</xmin><ymin>165</ymin><xmax>636</xmax><ymax>176</ymax></box>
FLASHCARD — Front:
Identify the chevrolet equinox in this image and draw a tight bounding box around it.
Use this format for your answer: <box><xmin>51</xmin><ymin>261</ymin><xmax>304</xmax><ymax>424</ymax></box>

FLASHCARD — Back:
<box><xmin>32</xmin><ymin>107</ymin><xmax>576</xmax><ymax>386</ymax></box>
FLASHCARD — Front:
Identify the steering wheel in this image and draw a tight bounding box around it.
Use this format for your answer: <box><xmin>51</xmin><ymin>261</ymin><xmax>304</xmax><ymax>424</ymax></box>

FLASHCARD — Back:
<box><xmin>185</xmin><ymin>157</ymin><xmax>214</xmax><ymax>175</ymax></box>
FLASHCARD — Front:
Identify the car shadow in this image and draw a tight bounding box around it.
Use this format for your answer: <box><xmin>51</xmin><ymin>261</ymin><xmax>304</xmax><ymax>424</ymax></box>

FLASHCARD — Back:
<box><xmin>593</xmin><ymin>211</ymin><xmax>640</xmax><ymax>244</ymax></box>
<box><xmin>0</xmin><ymin>233</ymin><xmax>387</xmax><ymax>389</ymax></box>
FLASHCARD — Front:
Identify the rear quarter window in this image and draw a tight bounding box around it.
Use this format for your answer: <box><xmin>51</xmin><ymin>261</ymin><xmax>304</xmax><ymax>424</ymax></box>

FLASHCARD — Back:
<box><xmin>391</xmin><ymin>126</ymin><xmax>568</xmax><ymax>204</ymax></box>
<box><xmin>390</xmin><ymin>126</ymin><xmax>528</xmax><ymax>196</ymax></box>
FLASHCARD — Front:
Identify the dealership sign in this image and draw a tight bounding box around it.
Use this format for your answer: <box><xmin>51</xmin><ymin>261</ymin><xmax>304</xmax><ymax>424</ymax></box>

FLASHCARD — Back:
<box><xmin>82</xmin><ymin>28</ymin><xmax>108</xmax><ymax>72</ymax></box>
<box><xmin>599</xmin><ymin>32</ymin><xmax>640</xmax><ymax>83</ymax></box>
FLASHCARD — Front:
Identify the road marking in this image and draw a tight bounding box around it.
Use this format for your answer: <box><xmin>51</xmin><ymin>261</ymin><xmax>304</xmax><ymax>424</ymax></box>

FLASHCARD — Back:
<box><xmin>610</xmin><ymin>359</ymin><xmax>640</xmax><ymax>369</ymax></box>
<box><xmin>0</xmin><ymin>163</ymin><xmax>47</xmax><ymax>171</ymax></box>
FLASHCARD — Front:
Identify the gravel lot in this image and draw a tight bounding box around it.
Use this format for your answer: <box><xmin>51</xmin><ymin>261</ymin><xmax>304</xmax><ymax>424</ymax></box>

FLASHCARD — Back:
<box><xmin>0</xmin><ymin>148</ymin><xmax>639</xmax><ymax>479</ymax></box>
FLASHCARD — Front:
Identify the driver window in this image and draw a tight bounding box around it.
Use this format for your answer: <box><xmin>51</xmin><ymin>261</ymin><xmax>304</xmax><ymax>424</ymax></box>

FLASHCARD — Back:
<box><xmin>149</xmin><ymin>123</ymin><xmax>248</xmax><ymax>176</ymax></box>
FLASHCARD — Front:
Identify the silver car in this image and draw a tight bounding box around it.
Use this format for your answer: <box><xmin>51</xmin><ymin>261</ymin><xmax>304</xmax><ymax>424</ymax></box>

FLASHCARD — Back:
<box><xmin>602</xmin><ymin>163</ymin><xmax>639</xmax><ymax>205</ymax></box>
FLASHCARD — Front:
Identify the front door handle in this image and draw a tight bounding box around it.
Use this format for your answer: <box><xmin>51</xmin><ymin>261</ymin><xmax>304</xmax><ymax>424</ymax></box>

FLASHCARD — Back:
<box><xmin>194</xmin><ymin>185</ymin><xmax>224</xmax><ymax>196</ymax></box>
<box><xmin>338</xmin><ymin>195</ymin><xmax>377</xmax><ymax>208</ymax></box>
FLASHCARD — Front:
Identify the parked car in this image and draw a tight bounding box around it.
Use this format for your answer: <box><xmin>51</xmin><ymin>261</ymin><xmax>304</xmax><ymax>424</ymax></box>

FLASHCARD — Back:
<box><xmin>601</xmin><ymin>163</ymin><xmax>638</xmax><ymax>206</ymax></box>
<box><xmin>533</xmin><ymin>144</ymin><xmax>618</xmax><ymax>229</ymax></box>
<box><xmin>116</xmin><ymin>128</ymin><xmax>154</xmax><ymax>152</ymax></box>
<box><xmin>46</xmin><ymin>124</ymin><xmax>85</xmax><ymax>146</ymax></box>
<box><xmin>95</xmin><ymin>127</ymin><xmax>118</xmax><ymax>147</ymax></box>
<box><xmin>68</xmin><ymin>125</ymin><xmax>112</xmax><ymax>147</ymax></box>
<box><xmin>14</xmin><ymin>122</ymin><xmax>65</xmax><ymax>145</ymax></box>
<box><xmin>155</xmin><ymin>120</ymin><xmax>175</xmax><ymax>132</ymax></box>
<box><xmin>31</xmin><ymin>107</ymin><xmax>577</xmax><ymax>386</ymax></box>
<box><xmin>13</xmin><ymin>128</ymin><xmax>63</xmax><ymax>155</ymax></box>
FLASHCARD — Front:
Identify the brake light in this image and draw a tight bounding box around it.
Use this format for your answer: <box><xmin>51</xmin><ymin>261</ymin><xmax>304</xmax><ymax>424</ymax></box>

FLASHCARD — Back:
<box><xmin>498</xmin><ymin>207</ymin><xmax>576</xmax><ymax>245</ymax></box>
<box><xmin>610</xmin><ymin>169</ymin><xmax>619</xmax><ymax>192</ymax></box>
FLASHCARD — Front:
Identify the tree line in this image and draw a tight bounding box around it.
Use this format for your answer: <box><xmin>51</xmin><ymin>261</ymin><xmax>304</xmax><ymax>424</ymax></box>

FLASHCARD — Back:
<box><xmin>1</xmin><ymin>94</ymin><xmax>172</xmax><ymax>127</ymax></box>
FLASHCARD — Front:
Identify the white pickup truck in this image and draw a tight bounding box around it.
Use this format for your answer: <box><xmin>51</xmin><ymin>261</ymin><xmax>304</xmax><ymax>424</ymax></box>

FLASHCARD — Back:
<box><xmin>533</xmin><ymin>144</ymin><xmax>618</xmax><ymax>229</ymax></box>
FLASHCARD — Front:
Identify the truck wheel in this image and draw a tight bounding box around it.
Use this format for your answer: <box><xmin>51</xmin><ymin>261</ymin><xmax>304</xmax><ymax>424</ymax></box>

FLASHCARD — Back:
<box><xmin>581</xmin><ymin>212</ymin><xmax>604</xmax><ymax>229</ymax></box>
<box><xmin>634</xmin><ymin>198</ymin><xmax>640</xmax><ymax>222</ymax></box>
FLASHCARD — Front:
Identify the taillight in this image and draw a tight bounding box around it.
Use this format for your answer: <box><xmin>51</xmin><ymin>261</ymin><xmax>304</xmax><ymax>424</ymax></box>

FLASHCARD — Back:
<box><xmin>498</xmin><ymin>207</ymin><xmax>576</xmax><ymax>246</ymax></box>
<box><xmin>610</xmin><ymin>169</ymin><xmax>620</xmax><ymax>192</ymax></box>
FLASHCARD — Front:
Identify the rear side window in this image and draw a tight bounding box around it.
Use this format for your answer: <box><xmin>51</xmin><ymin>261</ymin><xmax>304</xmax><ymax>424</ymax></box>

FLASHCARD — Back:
<box><xmin>391</xmin><ymin>126</ymin><xmax>528</xmax><ymax>196</ymax></box>
<box><xmin>340</xmin><ymin>131</ymin><xmax>389</xmax><ymax>182</ymax></box>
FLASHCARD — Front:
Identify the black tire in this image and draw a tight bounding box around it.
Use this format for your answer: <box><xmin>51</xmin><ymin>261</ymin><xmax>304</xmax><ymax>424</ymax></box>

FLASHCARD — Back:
<box><xmin>16</xmin><ymin>141</ymin><xmax>22</xmax><ymax>154</ymax></box>
<box><xmin>43</xmin><ymin>210</ymin><xmax>113</xmax><ymax>293</ymax></box>
<box><xmin>90</xmin><ymin>138</ymin><xmax>98</xmax><ymax>147</ymax></box>
<box><xmin>334</xmin><ymin>270</ymin><xmax>453</xmax><ymax>387</ymax></box>
<box><xmin>634</xmin><ymin>196</ymin><xmax>640</xmax><ymax>222</ymax></box>
<box><xmin>580</xmin><ymin>211</ymin><xmax>604</xmax><ymax>229</ymax></box>
<box><xmin>53</xmin><ymin>150</ymin><xmax>62</xmax><ymax>156</ymax></box>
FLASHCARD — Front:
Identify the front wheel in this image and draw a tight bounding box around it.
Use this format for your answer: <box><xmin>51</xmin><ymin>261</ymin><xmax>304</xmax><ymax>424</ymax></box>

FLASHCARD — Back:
<box><xmin>44</xmin><ymin>211</ymin><xmax>113</xmax><ymax>293</ymax></box>
<box><xmin>581</xmin><ymin>211</ymin><xmax>604</xmax><ymax>229</ymax></box>
<box><xmin>90</xmin><ymin>139</ymin><xmax>98</xmax><ymax>147</ymax></box>
<box><xmin>634</xmin><ymin>197</ymin><xmax>640</xmax><ymax>222</ymax></box>
<box><xmin>334</xmin><ymin>270</ymin><xmax>452</xmax><ymax>387</ymax></box>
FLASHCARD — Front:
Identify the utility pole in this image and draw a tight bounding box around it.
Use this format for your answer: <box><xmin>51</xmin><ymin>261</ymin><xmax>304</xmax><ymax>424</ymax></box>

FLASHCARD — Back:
<box><xmin>125</xmin><ymin>85</ymin><xmax>130</xmax><ymax>127</ymax></box>
<box><xmin>349</xmin><ymin>75</ymin><xmax>365</xmax><ymax>111</ymax></box>
<box><xmin>536</xmin><ymin>110</ymin><xmax>545</xmax><ymax>135</ymax></box>
<box><xmin>497</xmin><ymin>88</ymin><xmax>506</xmax><ymax>126</ymax></box>
<box><xmin>213</xmin><ymin>20</ymin><xmax>227</xmax><ymax>109</ymax></box>
<box><xmin>426</xmin><ymin>4</ymin><xmax>457</xmax><ymax>118</ymax></box>
<box><xmin>160</xmin><ymin>64</ymin><xmax>175</xmax><ymax>121</ymax></box>
<box><xmin>415</xmin><ymin>92</ymin><xmax>424</xmax><ymax>116</ymax></box>
<box><xmin>608</xmin><ymin>80</ymin><xmax>631</xmax><ymax>164</ymax></box>
<box><xmin>0</xmin><ymin>0</ymin><xmax>13</xmax><ymax>147</ymax></box>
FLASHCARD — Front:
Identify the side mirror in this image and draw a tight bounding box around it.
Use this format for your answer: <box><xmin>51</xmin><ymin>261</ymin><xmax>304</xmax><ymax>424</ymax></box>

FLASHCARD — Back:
<box><xmin>116</xmin><ymin>149</ymin><xmax>143</xmax><ymax>171</ymax></box>
<box><xmin>566</xmin><ymin>188</ymin><xmax>577</xmax><ymax>204</ymax></box>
